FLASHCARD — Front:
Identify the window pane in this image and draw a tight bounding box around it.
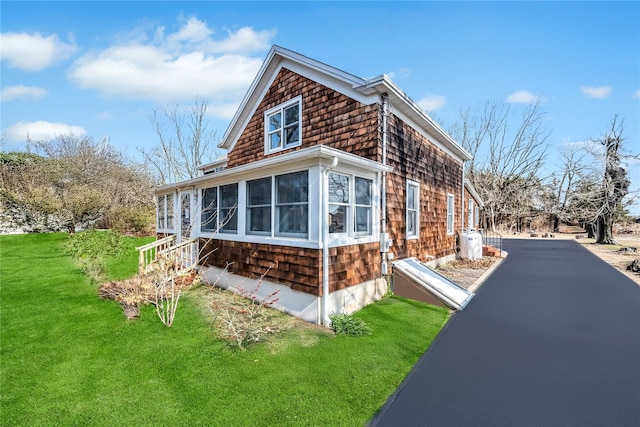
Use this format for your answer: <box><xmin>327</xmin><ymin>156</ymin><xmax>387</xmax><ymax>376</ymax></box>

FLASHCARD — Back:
<box><xmin>355</xmin><ymin>177</ymin><xmax>371</xmax><ymax>205</ymax></box>
<box><xmin>247</xmin><ymin>177</ymin><xmax>271</xmax><ymax>206</ymax></box>
<box><xmin>277</xmin><ymin>205</ymin><xmax>308</xmax><ymax>235</ymax></box>
<box><xmin>284</xmin><ymin>104</ymin><xmax>299</xmax><ymax>125</ymax></box>
<box><xmin>328</xmin><ymin>173</ymin><xmax>349</xmax><ymax>203</ymax></box>
<box><xmin>407</xmin><ymin>186</ymin><xmax>415</xmax><ymax>210</ymax></box>
<box><xmin>166</xmin><ymin>195</ymin><xmax>174</xmax><ymax>229</ymax></box>
<box><xmin>284</xmin><ymin>124</ymin><xmax>299</xmax><ymax>146</ymax></box>
<box><xmin>329</xmin><ymin>205</ymin><xmax>347</xmax><ymax>233</ymax></box>
<box><xmin>270</xmin><ymin>132</ymin><xmax>281</xmax><ymax>150</ymax></box>
<box><xmin>269</xmin><ymin>112</ymin><xmax>281</xmax><ymax>132</ymax></box>
<box><xmin>277</xmin><ymin>171</ymin><xmax>308</xmax><ymax>203</ymax></box>
<box><xmin>220</xmin><ymin>184</ymin><xmax>238</xmax><ymax>233</ymax></box>
<box><xmin>247</xmin><ymin>206</ymin><xmax>271</xmax><ymax>234</ymax></box>
<box><xmin>408</xmin><ymin>211</ymin><xmax>416</xmax><ymax>235</ymax></box>
<box><xmin>157</xmin><ymin>196</ymin><xmax>165</xmax><ymax>228</ymax></box>
<box><xmin>356</xmin><ymin>206</ymin><xmax>371</xmax><ymax>234</ymax></box>
<box><xmin>201</xmin><ymin>187</ymin><xmax>217</xmax><ymax>232</ymax></box>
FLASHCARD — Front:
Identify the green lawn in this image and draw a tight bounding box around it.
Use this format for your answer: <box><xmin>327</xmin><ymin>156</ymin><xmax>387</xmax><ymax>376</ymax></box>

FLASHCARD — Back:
<box><xmin>0</xmin><ymin>233</ymin><xmax>449</xmax><ymax>426</ymax></box>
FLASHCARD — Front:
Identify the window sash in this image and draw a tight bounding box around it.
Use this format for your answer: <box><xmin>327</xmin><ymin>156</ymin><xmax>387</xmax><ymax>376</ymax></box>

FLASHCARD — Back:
<box><xmin>166</xmin><ymin>195</ymin><xmax>174</xmax><ymax>229</ymax></box>
<box><xmin>275</xmin><ymin>171</ymin><xmax>308</xmax><ymax>237</ymax></box>
<box><xmin>407</xmin><ymin>183</ymin><xmax>419</xmax><ymax>237</ymax></box>
<box><xmin>201</xmin><ymin>188</ymin><xmax>218</xmax><ymax>232</ymax></box>
<box><xmin>220</xmin><ymin>184</ymin><xmax>238</xmax><ymax>233</ymax></box>
<box><xmin>157</xmin><ymin>195</ymin><xmax>166</xmax><ymax>229</ymax></box>
<box><xmin>247</xmin><ymin>177</ymin><xmax>272</xmax><ymax>235</ymax></box>
<box><xmin>447</xmin><ymin>194</ymin><xmax>455</xmax><ymax>234</ymax></box>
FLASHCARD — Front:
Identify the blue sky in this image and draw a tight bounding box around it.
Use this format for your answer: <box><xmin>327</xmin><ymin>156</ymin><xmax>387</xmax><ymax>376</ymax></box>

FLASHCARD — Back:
<box><xmin>2</xmin><ymin>1</ymin><xmax>639</xmax><ymax>212</ymax></box>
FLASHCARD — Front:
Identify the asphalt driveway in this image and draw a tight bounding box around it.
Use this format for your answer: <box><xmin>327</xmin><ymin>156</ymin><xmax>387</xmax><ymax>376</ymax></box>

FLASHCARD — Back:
<box><xmin>370</xmin><ymin>239</ymin><xmax>640</xmax><ymax>426</ymax></box>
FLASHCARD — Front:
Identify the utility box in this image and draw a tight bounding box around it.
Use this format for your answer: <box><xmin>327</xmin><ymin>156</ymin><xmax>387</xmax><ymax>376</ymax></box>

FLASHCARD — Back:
<box><xmin>460</xmin><ymin>231</ymin><xmax>482</xmax><ymax>260</ymax></box>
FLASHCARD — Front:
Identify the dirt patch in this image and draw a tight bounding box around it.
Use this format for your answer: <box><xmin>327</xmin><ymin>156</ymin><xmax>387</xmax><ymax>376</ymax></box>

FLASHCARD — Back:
<box><xmin>436</xmin><ymin>257</ymin><xmax>500</xmax><ymax>290</ymax></box>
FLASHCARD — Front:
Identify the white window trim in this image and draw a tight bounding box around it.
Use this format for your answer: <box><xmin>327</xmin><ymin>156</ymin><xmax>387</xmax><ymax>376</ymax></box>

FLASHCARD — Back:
<box><xmin>406</xmin><ymin>180</ymin><xmax>420</xmax><ymax>240</ymax></box>
<box><xmin>447</xmin><ymin>193</ymin><xmax>455</xmax><ymax>235</ymax></box>
<box><xmin>264</xmin><ymin>95</ymin><xmax>302</xmax><ymax>155</ymax></box>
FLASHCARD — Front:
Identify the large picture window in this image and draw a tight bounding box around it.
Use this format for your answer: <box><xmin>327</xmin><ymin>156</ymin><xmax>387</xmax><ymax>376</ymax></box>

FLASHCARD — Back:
<box><xmin>247</xmin><ymin>177</ymin><xmax>272</xmax><ymax>234</ymax></box>
<box><xmin>407</xmin><ymin>181</ymin><xmax>419</xmax><ymax>238</ymax></box>
<box><xmin>265</xmin><ymin>97</ymin><xmax>301</xmax><ymax>154</ymax></box>
<box><xmin>447</xmin><ymin>193</ymin><xmax>455</xmax><ymax>235</ymax></box>
<box><xmin>276</xmin><ymin>171</ymin><xmax>308</xmax><ymax>237</ymax></box>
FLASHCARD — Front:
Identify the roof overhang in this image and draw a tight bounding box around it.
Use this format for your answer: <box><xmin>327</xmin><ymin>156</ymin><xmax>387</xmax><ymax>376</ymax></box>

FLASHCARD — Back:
<box><xmin>464</xmin><ymin>179</ymin><xmax>485</xmax><ymax>207</ymax></box>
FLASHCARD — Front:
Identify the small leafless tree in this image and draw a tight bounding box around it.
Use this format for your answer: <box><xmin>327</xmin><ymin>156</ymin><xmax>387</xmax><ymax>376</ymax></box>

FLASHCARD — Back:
<box><xmin>450</xmin><ymin>99</ymin><xmax>550</xmax><ymax>231</ymax></box>
<box><xmin>140</xmin><ymin>97</ymin><xmax>221</xmax><ymax>185</ymax></box>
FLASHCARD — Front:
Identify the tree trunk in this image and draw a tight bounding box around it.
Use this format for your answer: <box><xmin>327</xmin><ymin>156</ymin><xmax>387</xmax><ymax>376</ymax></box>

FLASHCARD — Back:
<box><xmin>595</xmin><ymin>214</ymin><xmax>617</xmax><ymax>244</ymax></box>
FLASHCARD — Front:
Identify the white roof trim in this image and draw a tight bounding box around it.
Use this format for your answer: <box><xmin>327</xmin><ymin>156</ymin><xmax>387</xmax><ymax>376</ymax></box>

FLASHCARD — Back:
<box><xmin>198</xmin><ymin>154</ymin><xmax>228</xmax><ymax>172</ymax></box>
<box><xmin>155</xmin><ymin>145</ymin><xmax>393</xmax><ymax>193</ymax></box>
<box><xmin>464</xmin><ymin>179</ymin><xmax>484</xmax><ymax>207</ymax></box>
<box><xmin>218</xmin><ymin>45</ymin><xmax>471</xmax><ymax>162</ymax></box>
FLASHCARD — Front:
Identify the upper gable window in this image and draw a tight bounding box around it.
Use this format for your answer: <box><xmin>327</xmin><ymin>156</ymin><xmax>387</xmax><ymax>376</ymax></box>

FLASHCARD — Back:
<box><xmin>265</xmin><ymin>96</ymin><xmax>302</xmax><ymax>154</ymax></box>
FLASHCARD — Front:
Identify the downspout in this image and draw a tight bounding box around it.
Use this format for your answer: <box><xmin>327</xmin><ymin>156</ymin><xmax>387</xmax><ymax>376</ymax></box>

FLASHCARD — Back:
<box><xmin>380</xmin><ymin>94</ymin><xmax>389</xmax><ymax>273</ymax></box>
<box><xmin>321</xmin><ymin>157</ymin><xmax>339</xmax><ymax>325</ymax></box>
<box><xmin>462</xmin><ymin>163</ymin><xmax>466</xmax><ymax>232</ymax></box>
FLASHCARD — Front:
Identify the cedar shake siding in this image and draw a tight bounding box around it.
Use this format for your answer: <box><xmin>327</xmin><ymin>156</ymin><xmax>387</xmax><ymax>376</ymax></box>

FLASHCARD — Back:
<box><xmin>385</xmin><ymin>114</ymin><xmax>463</xmax><ymax>261</ymax></box>
<box><xmin>227</xmin><ymin>68</ymin><xmax>380</xmax><ymax>168</ymax></box>
<box><xmin>200</xmin><ymin>239</ymin><xmax>381</xmax><ymax>295</ymax></box>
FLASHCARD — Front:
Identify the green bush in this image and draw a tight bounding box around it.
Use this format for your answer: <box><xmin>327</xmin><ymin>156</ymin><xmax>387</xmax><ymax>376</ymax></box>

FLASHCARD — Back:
<box><xmin>329</xmin><ymin>312</ymin><xmax>371</xmax><ymax>336</ymax></box>
<box><xmin>64</xmin><ymin>230</ymin><xmax>128</xmax><ymax>280</ymax></box>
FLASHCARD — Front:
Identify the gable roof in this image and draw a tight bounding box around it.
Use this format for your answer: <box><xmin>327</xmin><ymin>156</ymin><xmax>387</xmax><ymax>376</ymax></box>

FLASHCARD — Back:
<box><xmin>216</xmin><ymin>45</ymin><xmax>471</xmax><ymax>163</ymax></box>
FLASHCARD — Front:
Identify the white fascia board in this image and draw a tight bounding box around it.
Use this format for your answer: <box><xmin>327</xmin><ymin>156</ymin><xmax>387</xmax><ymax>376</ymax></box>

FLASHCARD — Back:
<box><xmin>154</xmin><ymin>145</ymin><xmax>392</xmax><ymax>193</ymax></box>
<box><xmin>464</xmin><ymin>179</ymin><xmax>485</xmax><ymax>207</ymax></box>
<box><xmin>198</xmin><ymin>154</ymin><xmax>228</xmax><ymax>172</ymax></box>
<box><xmin>356</xmin><ymin>75</ymin><xmax>472</xmax><ymax>163</ymax></box>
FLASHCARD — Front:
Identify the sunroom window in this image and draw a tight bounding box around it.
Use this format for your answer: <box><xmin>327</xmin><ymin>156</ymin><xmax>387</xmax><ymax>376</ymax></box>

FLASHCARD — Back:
<box><xmin>265</xmin><ymin>97</ymin><xmax>301</xmax><ymax>154</ymax></box>
<box><xmin>329</xmin><ymin>173</ymin><xmax>349</xmax><ymax>234</ymax></box>
<box><xmin>247</xmin><ymin>177</ymin><xmax>272</xmax><ymax>235</ymax></box>
<box><xmin>157</xmin><ymin>194</ymin><xmax>174</xmax><ymax>230</ymax></box>
<box><xmin>355</xmin><ymin>177</ymin><xmax>372</xmax><ymax>235</ymax></box>
<box><xmin>199</xmin><ymin>184</ymin><xmax>238</xmax><ymax>234</ymax></box>
<box><xmin>275</xmin><ymin>171</ymin><xmax>308</xmax><ymax>237</ymax></box>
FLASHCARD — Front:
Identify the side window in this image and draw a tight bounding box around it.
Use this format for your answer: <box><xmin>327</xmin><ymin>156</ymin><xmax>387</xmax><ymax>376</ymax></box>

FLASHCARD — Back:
<box><xmin>406</xmin><ymin>181</ymin><xmax>419</xmax><ymax>238</ymax></box>
<box><xmin>447</xmin><ymin>194</ymin><xmax>455</xmax><ymax>235</ymax></box>
<box><xmin>468</xmin><ymin>199</ymin><xmax>474</xmax><ymax>228</ymax></box>
<box><xmin>354</xmin><ymin>177</ymin><xmax>372</xmax><ymax>235</ymax></box>
<box><xmin>166</xmin><ymin>194</ymin><xmax>174</xmax><ymax>229</ymax></box>
<box><xmin>157</xmin><ymin>195</ymin><xmax>166</xmax><ymax>229</ymax></box>
<box><xmin>247</xmin><ymin>177</ymin><xmax>272</xmax><ymax>235</ymax></box>
<box><xmin>265</xmin><ymin>97</ymin><xmax>302</xmax><ymax>154</ymax></box>
<box><xmin>328</xmin><ymin>173</ymin><xmax>349</xmax><ymax>234</ymax></box>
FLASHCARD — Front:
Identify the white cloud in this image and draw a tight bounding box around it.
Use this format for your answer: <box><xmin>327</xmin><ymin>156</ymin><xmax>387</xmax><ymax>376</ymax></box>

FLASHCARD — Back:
<box><xmin>634</xmin><ymin>89</ymin><xmax>640</xmax><ymax>99</ymax></box>
<box><xmin>506</xmin><ymin>90</ymin><xmax>544</xmax><ymax>104</ymax></box>
<box><xmin>68</xmin><ymin>17</ymin><xmax>276</xmax><ymax>108</ymax></box>
<box><xmin>4</xmin><ymin>121</ymin><xmax>86</xmax><ymax>142</ymax></box>
<box><xmin>0</xmin><ymin>32</ymin><xmax>78</xmax><ymax>71</ymax></box>
<box><xmin>417</xmin><ymin>94</ymin><xmax>446</xmax><ymax>112</ymax></box>
<box><xmin>1</xmin><ymin>85</ymin><xmax>48</xmax><ymax>102</ymax></box>
<box><xmin>581</xmin><ymin>86</ymin><xmax>612</xmax><ymax>99</ymax></box>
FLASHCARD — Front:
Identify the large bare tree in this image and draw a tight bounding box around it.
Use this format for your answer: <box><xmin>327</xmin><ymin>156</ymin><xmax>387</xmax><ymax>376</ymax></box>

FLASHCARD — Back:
<box><xmin>592</xmin><ymin>117</ymin><xmax>632</xmax><ymax>244</ymax></box>
<box><xmin>141</xmin><ymin>97</ymin><xmax>221</xmax><ymax>185</ymax></box>
<box><xmin>450</xmin><ymin>99</ymin><xmax>550</xmax><ymax>231</ymax></box>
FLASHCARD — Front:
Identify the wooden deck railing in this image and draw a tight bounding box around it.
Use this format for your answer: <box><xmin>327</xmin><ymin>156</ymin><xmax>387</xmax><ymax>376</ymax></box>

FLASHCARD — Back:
<box><xmin>136</xmin><ymin>236</ymin><xmax>199</xmax><ymax>275</ymax></box>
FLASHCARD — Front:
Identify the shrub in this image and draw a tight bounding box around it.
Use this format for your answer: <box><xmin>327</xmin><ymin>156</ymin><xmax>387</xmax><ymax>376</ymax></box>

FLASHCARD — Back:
<box><xmin>329</xmin><ymin>312</ymin><xmax>371</xmax><ymax>336</ymax></box>
<box><xmin>64</xmin><ymin>230</ymin><xmax>128</xmax><ymax>280</ymax></box>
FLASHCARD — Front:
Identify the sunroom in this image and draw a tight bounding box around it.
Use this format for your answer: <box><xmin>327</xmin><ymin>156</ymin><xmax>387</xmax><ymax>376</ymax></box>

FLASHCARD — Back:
<box><xmin>155</xmin><ymin>145</ymin><xmax>392</xmax><ymax>324</ymax></box>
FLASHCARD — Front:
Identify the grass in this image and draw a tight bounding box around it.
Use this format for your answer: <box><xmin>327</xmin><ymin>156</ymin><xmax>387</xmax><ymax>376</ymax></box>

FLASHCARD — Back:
<box><xmin>0</xmin><ymin>232</ymin><xmax>449</xmax><ymax>426</ymax></box>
